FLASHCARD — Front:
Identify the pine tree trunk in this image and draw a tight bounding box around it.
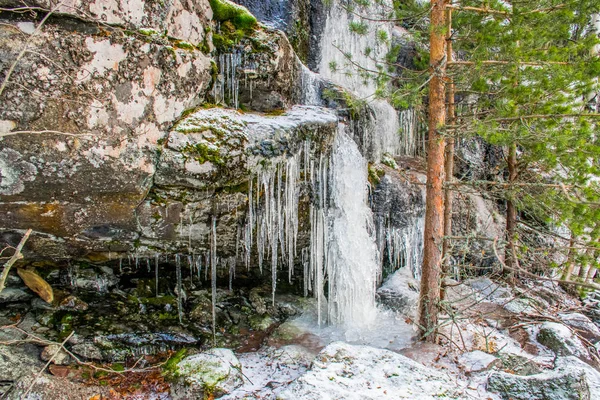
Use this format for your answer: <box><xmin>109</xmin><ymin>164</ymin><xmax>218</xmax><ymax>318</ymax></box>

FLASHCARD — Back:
<box><xmin>441</xmin><ymin>8</ymin><xmax>455</xmax><ymax>300</ymax></box>
<box><xmin>418</xmin><ymin>0</ymin><xmax>447</xmax><ymax>342</ymax></box>
<box><xmin>505</xmin><ymin>143</ymin><xmax>518</xmax><ymax>279</ymax></box>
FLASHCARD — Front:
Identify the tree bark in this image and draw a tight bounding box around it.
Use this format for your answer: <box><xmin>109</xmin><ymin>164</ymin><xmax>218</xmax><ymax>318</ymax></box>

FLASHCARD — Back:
<box><xmin>505</xmin><ymin>143</ymin><xmax>518</xmax><ymax>279</ymax></box>
<box><xmin>418</xmin><ymin>0</ymin><xmax>447</xmax><ymax>342</ymax></box>
<box><xmin>562</xmin><ymin>238</ymin><xmax>577</xmax><ymax>282</ymax></box>
<box><xmin>441</xmin><ymin>8</ymin><xmax>455</xmax><ymax>300</ymax></box>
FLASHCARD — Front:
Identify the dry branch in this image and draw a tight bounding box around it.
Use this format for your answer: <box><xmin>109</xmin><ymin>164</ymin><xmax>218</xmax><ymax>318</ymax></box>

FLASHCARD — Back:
<box><xmin>0</xmin><ymin>229</ymin><xmax>32</xmax><ymax>294</ymax></box>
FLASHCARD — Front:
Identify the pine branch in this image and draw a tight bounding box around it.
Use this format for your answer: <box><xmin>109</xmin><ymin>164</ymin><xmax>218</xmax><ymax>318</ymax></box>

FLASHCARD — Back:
<box><xmin>448</xmin><ymin>60</ymin><xmax>570</xmax><ymax>67</ymax></box>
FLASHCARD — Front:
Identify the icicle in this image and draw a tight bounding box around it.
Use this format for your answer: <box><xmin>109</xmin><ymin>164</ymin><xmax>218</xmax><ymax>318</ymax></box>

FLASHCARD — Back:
<box><xmin>119</xmin><ymin>258</ymin><xmax>123</xmax><ymax>274</ymax></box>
<box><xmin>228</xmin><ymin>257</ymin><xmax>235</xmax><ymax>291</ymax></box>
<box><xmin>211</xmin><ymin>216</ymin><xmax>217</xmax><ymax>347</ymax></box>
<box><xmin>188</xmin><ymin>216</ymin><xmax>193</xmax><ymax>254</ymax></box>
<box><xmin>176</xmin><ymin>254</ymin><xmax>183</xmax><ymax>324</ymax></box>
<box><xmin>146</xmin><ymin>258</ymin><xmax>151</xmax><ymax>273</ymax></box>
<box><xmin>155</xmin><ymin>254</ymin><xmax>159</xmax><ymax>296</ymax></box>
<box><xmin>196</xmin><ymin>255</ymin><xmax>202</xmax><ymax>282</ymax></box>
<box><xmin>204</xmin><ymin>252</ymin><xmax>210</xmax><ymax>281</ymax></box>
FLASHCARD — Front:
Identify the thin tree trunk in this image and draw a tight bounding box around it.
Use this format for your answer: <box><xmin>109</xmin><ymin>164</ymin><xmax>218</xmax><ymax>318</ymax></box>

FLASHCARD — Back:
<box><xmin>418</xmin><ymin>0</ymin><xmax>447</xmax><ymax>342</ymax></box>
<box><xmin>441</xmin><ymin>8</ymin><xmax>455</xmax><ymax>300</ymax></box>
<box><xmin>586</xmin><ymin>266</ymin><xmax>597</xmax><ymax>283</ymax></box>
<box><xmin>505</xmin><ymin>143</ymin><xmax>517</xmax><ymax>279</ymax></box>
<box><xmin>562</xmin><ymin>238</ymin><xmax>577</xmax><ymax>282</ymax></box>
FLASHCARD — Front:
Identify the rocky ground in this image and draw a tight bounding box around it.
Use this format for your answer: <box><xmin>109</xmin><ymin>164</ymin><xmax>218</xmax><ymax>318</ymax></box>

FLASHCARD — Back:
<box><xmin>1</xmin><ymin>262</ymin><xmax>600</xmax><ymax>399</ymax></box>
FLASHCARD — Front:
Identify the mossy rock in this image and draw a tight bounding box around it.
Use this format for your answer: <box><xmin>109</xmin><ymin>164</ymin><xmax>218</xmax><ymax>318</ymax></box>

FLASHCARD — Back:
<box><xmin>209</xmin><ymin>0</ymin><xmax>257</xmax><ymax>31</ymax></box>
<box><xmin>170</xmin><ymin>348</ymin><xmax>243</xmax><ymax>399</ymax></box>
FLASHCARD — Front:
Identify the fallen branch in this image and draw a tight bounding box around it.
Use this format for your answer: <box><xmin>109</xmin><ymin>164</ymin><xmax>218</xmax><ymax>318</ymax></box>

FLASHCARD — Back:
<box><xmin>22</xmin><ymin>331</ymin><xmax>74</xmax><ymax>398</ymax></box>
<box><xmin>0</xmin><ymin>229</ymin><xmax>32</xmax><ymax>294</ymax></box>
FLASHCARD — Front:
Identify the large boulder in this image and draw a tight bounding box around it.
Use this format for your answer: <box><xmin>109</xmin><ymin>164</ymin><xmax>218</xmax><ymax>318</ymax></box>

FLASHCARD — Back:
<box><xmin>536</xmin><ymin>322</ymin><xmax>594</xmax><ymax>364</ymax></box>
<box><xmin>279</xmin><ymin>342</ymin><xmax>463</xmax><ymax>399</ymax></box>
<box><xmin>376</xmin><ymin>266</ymin><xmax>419</xmax><ymax>317</ymax></box>
<box><xmin>0</xmin><ymin>3</ymin><xmax>212</xmax><ymax>260</ymax></box>
<box><xmin>487</xmin><ymin>356</ymin><xmax>600</xmax><ymax>400</ymax></box>
<box><xmin>170</xmin><ymin>348</ymin><xmax>243</xmax><ymax>399</ymax></box>
<box><xmin>136</xmin><ymin>106</ymin><xmax>337</xmax><ymax>257</ymax></box>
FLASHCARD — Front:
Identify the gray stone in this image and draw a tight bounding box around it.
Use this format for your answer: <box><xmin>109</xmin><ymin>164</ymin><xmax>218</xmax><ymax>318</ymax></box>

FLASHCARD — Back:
<box><xmin>487</xmin><ymin>356</ymin><xmax>600</xmax><ymax>400</ymax></box>
<box><xmin>69</xmin><ymin>265</ymin><xmax>119</xmax><ymax>292</ymax></box>
<box><xmin>466</xmin><ymin>277</ymin><xmax>512</xmax><ymax>301</ymax></box>
<box><xmin>499</xmin><ymin>353</ymin><xmax>542</xmax><ymax>376</ymax></box>
<box><xmin>41</xmin><ymin>344</ymin><xmax>71</xmax><ymax>365</ymax></box>
<box><xmin>170</xmin><ymin>348</ymin><xmax>243</xmax><ymax>399</ymax></box>
<box><xmin>279</xmin><ymin>342</ymin><xmax>463</xmax><ymax>399</ymax></box>
<box><xmin>0</xmin><ymin>4</ymin><xmax>212</xmax><ymax>261</ymax></box>
<box><xmin>0</xmin><ymin>288</ymin><xmax>31</xmax><ymax>303</ymax></box>
<box><xmin>376</xmin><ymin>267</ymin><xmax>419</xmax><ymax>317</ymax></box>
<box><xmin>536</xmin><ymin>322</ymin><xmax>590</xmax><ymax>360</ymax></box>
<box><xmin>458</xmin><ymin>350</ymin><xmax>500</xmax><ymax>374</ymax></box>
<box><xmin>70</xmin><ymin>342</ymin><xmax>104</xmax><ymax>361</ymax></box>
<box><xmin>558</xmin><ymin>313</ymin><xmax>600</xmax><ymax>343</ymax></box>
<box><xmin>0</xmin><ymin>343</ymin><xmax>43</xmax><ymax>384</ymax></box>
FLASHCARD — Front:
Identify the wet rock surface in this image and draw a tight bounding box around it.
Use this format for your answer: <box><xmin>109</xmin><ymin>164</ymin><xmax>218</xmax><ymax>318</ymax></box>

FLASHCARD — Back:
<box><xmin>279</xmin><ymin>342</ymin><xmax>462</xmax><ymax>400</ymax></box>
<box><xmin>170</xmin><ymin>348</ymin><xmax>243</xmax><ymax>399</ymax></box>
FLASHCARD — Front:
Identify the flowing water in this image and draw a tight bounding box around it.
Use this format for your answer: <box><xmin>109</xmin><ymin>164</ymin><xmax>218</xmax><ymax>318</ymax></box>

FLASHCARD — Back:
<box><xmin>326</xmin><ymin>127</ymin><xmax>379</xmax><ymax>326</ymax></box>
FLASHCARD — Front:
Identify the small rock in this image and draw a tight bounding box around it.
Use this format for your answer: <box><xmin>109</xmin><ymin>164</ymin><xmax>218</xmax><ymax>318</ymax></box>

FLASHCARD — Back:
<box><xmin>558</xmin><ymin>313</ymin><xmax>600</xmax><ymax>342</ymax></box>
<box><xmin>170</xmin><ymin>348</ymin><xmax>243</xmax><ymax>399</ymax></box>
<box><xmin>69</xmin><ymin>265</ymin><xmax>119</xmax><ymax>292</ymax></box>
<box><xmin>249</xmin><ymin>314</ymin><xmax>275</xmax><ymax>331</ymax></box>
<box><xmin>376</xmin><ymin>267</ymin><xmax>419</xmax><ymax>316</ymax></box>
<box><xmin>487</xmin><ymin>356</ymin><xmax>597</xmax><ymax>400</ymax></box>
<box><xmin>499</xmin><ymin>353</ymin><xmax>542</xmax><ymax>376</ymax></box>
<box><xmin>70</xmin><ymin>343</ymin><xmax>104</xmax><ymax>361</ymax></box>
<box><xmin>41</xmin><ymin>344</ymin><xmax>71</xmax><ymax>365</ymax></box>
<box><xmin>503</xmin><ymin>298</ymin><xmax>537</xmax><ymax>314</ymax></box>
<box><xmin>249</xmin><ymin>288</ymin><xmax>267</xmax><ymax>315</ymax></box>
<box><xmin>466</xmin><ymin>277</ymin><xmax>512</xmax><ymax>301</ymax></box>
<box><xmin>0</xmin><ymin>288</ymin><xmax>31</xmax><ymax>303</ymax></box>
<box><xmin>536</xmin><ymin>322</ymin><xmax>589</xmax><ymax>360</ymax></box>
<box><xmin>59</xmin><ymin>295</ymin><xmax>89</xmax><ymax>311</ymax></box>
<box><xmin>458</xmin><ymin>350</ymin><xmax>500</xmax><ymax>374</ymax></box>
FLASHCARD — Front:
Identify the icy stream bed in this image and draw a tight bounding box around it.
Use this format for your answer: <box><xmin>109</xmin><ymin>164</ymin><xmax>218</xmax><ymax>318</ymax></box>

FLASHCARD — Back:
<box><xmin>222</xmin><ymin>304</ymin><xmax>416</xmax><ymax>399</ymax></box>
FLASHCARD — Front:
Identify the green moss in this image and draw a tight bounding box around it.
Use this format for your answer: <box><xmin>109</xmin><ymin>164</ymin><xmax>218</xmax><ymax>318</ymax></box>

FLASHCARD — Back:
<box><xmin>111</xmin><ymin>363</ymin><xmax>125</xmax><ymax>372</ymax></box>
<box><xmin>212</xmin><ymin>24</ymin><xmax>246</xmax><ymax>52</ymax></box>
<box><xmin>174</xmin><ymin>40</ymin><xmax>196</xmax><ymax>51</ymax></box>
<box><xmin>209</xmin><ymin>0</ymin><xmax>257</xmax><ymax>31</ymax></box>
<box><xmin>163</xmin><ymin>348</ymin><xmax>188</xmax><ymax>380</ymax></box>
<box><xmin>368</xmin><ymin>164</ymin><xmax>385</xmax><ymax>186</ymax></box>
<box><xmin>183</xmin><ymin>142</ymin><xmax>224</xmax><ymax>166</ymax></box>
<box><xmin>264</xmin><ymin>109</ymin><xmax>286</xmax><ymax>117</ymax></box>
<box><xmin>139</xmin><ymin>28</ymin><xmax>160</xmax><ymax>36</ymax></box>
<box><xmin>140</xmin><ymin>295</ymin><xmax>176</xmax><ymax>306</ymax></box>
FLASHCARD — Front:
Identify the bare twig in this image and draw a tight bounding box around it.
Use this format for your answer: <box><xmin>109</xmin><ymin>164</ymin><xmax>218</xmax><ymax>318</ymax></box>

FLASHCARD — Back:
<box><xmin>0</xmin><ymin>229</ymin><xmax>32</xmax><ymax>294</ymax></box>
<box><xmin>22</xmin><ymin>331</ymin><xmax>75</xmax><ymax>398</ymax></box>
<box><xmin>0</xmin><ymin>130</ymin><xmax>93</xmax><ymax>138</ymax></box>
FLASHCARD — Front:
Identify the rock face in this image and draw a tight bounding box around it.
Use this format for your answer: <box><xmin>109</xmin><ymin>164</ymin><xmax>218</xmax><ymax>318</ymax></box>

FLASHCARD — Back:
<box><xmin>376</xmin><ymin>266</ymin><xmax>419</xmax><ymax>317</ymax></box>
<box><xmin>170</xmin><ymin>348</ymin><xmax>243</xmax><ymax>399</ymax></box>
<box><xmin>0</xmin><ymin>1</ymin><xmax>211</xmax><ymax>260</ymax></box>
<box><xmin>0</xmin><ymin>0</ymin><xmax>336</xmax><ymax>267</ymax></box>
<box><xmin>279</xmin><ymin>342</ymin><xmax>463</xmax><ymax>399</ymax></box>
